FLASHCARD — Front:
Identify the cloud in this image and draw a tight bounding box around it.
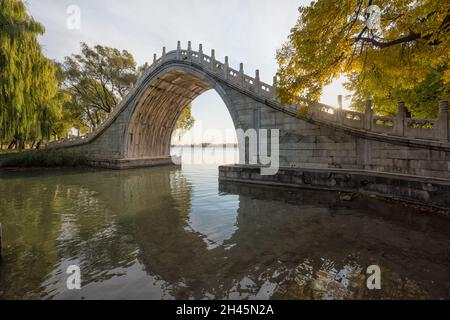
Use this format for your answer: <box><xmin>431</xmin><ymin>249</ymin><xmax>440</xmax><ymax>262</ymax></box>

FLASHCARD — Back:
<box><xmin>27</xmin><ymin>0</ymin><xmax>304</xmax><ymax>83</ymax></box>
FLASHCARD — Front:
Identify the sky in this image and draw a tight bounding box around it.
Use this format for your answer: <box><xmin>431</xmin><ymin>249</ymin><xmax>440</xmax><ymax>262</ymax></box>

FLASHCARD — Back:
<box><xmin>27</xmin><ymin>0</ymin><xmax>350</xmax><ymax>144</ymax></box>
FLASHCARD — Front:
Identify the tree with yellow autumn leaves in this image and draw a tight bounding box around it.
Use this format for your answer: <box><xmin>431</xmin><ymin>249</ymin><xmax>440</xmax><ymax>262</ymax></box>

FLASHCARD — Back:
<box><xmin>276</xmin><ymin>0</ymin><xmax>449</xmax><ymax>117</ymax></box>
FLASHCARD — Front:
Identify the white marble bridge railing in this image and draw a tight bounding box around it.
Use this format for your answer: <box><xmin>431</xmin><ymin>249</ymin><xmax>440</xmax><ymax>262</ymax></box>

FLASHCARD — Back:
<box><xmin>47</xmin><ymin>41</ymin><xmax>450</xmax><ymax>148</ymax></box>
<box><xmin>146</xmin><ymin>41</ymin><xmax>277</xmax><ymax>99</ymax></box>
<box><xmin>297</xmin><ymin>99</ymin><xmax>449</xmax><ymax>142</ymax></box>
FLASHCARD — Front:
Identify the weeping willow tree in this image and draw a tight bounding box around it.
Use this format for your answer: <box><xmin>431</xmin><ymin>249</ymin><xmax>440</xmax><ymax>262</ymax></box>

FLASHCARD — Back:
<box><xmin>0</xmin><ymin>0</ymin><xmax>65</xmax><ymax>150</ymax></box>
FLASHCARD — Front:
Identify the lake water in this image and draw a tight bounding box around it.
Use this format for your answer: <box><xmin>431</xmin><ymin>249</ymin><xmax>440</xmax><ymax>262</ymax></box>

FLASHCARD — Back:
<box><xmin>0</xmin><ymin>147</ymin><xmax>449</xmax><ymax>299</ymax></box>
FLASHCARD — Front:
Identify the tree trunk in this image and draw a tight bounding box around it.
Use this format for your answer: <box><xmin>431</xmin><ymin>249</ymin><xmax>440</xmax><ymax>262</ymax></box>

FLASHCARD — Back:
<box><xmin>95</xmin><ymin>111</ymin><xmax>101</xmax><ymax>128</ymax></box>
<box><xmin>18</xmin><ymin>138</ymin><xmax>25</xmax><ymax>151</ymax></box>
<box><xmin>86</xmin><ymin>108</ymin><xmax>96</xmax><ymax>130</ymax></box>
<box><xmin>7</xmin><ymin>137</ymin><xmax>17</xmax><ymax>150</ymax></box>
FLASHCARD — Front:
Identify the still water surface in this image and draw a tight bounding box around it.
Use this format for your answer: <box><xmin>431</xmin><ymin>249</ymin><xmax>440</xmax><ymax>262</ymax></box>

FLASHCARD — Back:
<box><xmin>0</xmin><ymin>147</ymin><xmax>449</xmax><ymax>299</ymax></box>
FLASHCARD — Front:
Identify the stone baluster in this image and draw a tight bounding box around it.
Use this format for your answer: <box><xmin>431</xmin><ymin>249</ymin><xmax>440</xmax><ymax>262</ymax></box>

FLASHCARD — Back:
<box><xmin>162</xmin><ymin>47</ymin><xmax>166</xmax><ymax>61</ymax></box>
<box><xmin>239</xmin><ymin>63</ymin><xmax>244</xmax><ymax>86</ymax></box>
<box><xmin>210</xmin><ymin>49</ymin><xmax>216</xmax><ymax>71</ymax></box>
<box><xmin>364</xmin><ymin>100</ymin><xmax>373</xmax><ymax>130</ymax></box>
<box><xmin>396</xmin><ymin>101</ymin><xmax>406</xmax><ymax>136</ymax></box>
<box><xmin>176</xmin><ymin>41</ymin><xmax>181</xmax><ymax>60</ymax></box>
<box><xmin>337</xmin><ymin>95</ymin><xmax>344</xmax><ymax>124</ymax></box>
<box><xmin>272</xmin><ymin>75</ymin><xmax>278</xmax><ymax>98</ymax></box>
<box><xmin>224</xmin><ymin>56</ymin><xmax>229</xmax><ymax>80</ymax></box>
<box><xmin>255</xmin><ymin>69</ymin><xmax>260</xmax><ymax>94</ymax></box>
<box><xmin>199</xmin><ymin>44</ymin><xmax>203</xmax><ymax>63</ymax></box>
<box><xmin>187</xmin><ymin>41</ymin><xmax>192</xmax><ymax>59</ymax></box>
<box><xmin>438</xmin><ymin>100</ymin><xmax>449</xmax><ymax>142</ymax></box>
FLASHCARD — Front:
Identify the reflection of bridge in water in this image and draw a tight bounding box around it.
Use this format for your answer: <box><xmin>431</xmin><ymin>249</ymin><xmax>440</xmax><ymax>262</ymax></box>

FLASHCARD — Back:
<box><xmin>2</xmin><ymin>166</ymin><xmax>448</xmax><ymax>299</ymax></box>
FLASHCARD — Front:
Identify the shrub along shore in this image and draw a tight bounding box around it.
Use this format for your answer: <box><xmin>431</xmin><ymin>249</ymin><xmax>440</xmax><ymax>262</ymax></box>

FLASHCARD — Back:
<box><xmin>0</xmin><ymin>150</ymin><xmax>87</xmax><ymax>168</ymax></box>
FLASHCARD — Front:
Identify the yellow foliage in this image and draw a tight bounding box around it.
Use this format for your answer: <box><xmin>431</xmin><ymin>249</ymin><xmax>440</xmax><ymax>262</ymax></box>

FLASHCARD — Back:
<box><xmin>276</xmin><ymin>0</ymin><xmax>450</xmax><ymax>117</ymax></box>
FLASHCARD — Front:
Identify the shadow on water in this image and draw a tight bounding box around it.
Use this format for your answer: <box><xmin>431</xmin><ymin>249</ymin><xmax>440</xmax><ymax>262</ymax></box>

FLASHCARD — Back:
<box><xmin>0</xmin><ymin>162</ymin><xmax>449</xmax><ymax>299</ymax></box>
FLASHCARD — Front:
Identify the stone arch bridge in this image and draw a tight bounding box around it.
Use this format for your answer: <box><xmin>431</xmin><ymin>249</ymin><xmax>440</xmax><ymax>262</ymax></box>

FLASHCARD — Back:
<box><xmin>48</xmin><ymin>41</ymin><xmax>450</xmax><ymax>208</ymax></box>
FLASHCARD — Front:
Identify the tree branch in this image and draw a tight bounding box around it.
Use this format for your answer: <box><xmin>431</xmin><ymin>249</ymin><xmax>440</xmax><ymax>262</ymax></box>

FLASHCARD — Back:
<box><xmin>356</xmin><ymin>32</ymin><xmax>421</xmax><ymax>48</ymax></box>
<box><xmin>354</xmin><ymin>12</ymin><xmax>450</xmax><ymax>48</ymax></box>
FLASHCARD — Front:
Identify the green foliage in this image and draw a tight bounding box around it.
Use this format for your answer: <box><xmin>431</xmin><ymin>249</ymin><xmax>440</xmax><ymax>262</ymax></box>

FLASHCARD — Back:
<box><xmin>62</xmin><ymin>43</ymin><xmax>197</xmax><ymax>135</ymax></box>
<box><xmin>0</xmin><ymin>0</ymin><xmax>65</xmax><ymax>147</ymax></box>
<box><xmin>172</xmin><ymin>104</ymin><xmax>196</xmax><ymax>144</ymax></box>
<box><xmin>298</xmin><ymin>105</ymin><xmax>310</xmax><ymax>118</ymax></box>
<box><xmin>277</xmin><ymin>0</ymin><xmax>450</xmax><ymax>117</ymax></box>
<box><xmin>62</xmin><ymin>43</ymin><xmax>139</xmax><ymax>130</ymax></box>
<box><xmin>176</xmin><ymin>104</ymin><xmax>195</xmax><ymax>132</ymax></box>
<box><xmin>0</xmin><ymin>2</ymin><xmax>190</xmax><ymax>148</ymax></box>
<box><xmin>1</xmin><ymin>150</ymin><xmax>87</xmax><ymax>168</ymax></box>
<box><xmin>401</xmin><ymin>65</ymin><xmax>449</xmax><ymax>118</ymax></box>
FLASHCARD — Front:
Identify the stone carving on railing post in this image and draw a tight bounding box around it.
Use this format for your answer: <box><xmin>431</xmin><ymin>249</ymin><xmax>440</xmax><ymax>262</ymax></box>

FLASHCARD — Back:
<box><xmin>396</xmin><ymin>101</ymin><xmax>406</xmax><ymax>136</ymax></box>
<box><xmin>364</xmin><ymin>100</ymin><xmax>373</xmax><ymax>130</ymax></box>
<box><xmin>239</xmin><ymin>63</ymin><xmax>245</xmax><ymax>86</ymax></box>
<box><xmin>162</xmin><ymin>47</ymin><xmax>166</xmax><ymax>61</ymax></box>
<box><xmin>187</xmin><ymin>41</ymin><xmax>192</xmax><ymax>59</ymax></box>
<box><xmin>210</xmin><ymin>49</ymin><xmax>216</xmax><ymax>71</ymax></box>
<box><xmin>337</xmin><ymin>95</ymin><xmax>344</xmax><ymax>124</ymax></box>
<box><xmin>255</xmin><ymin>69</ymin><xmax>260</xmax><ymax>94</ymax></box>
<box><xmin>198</xmin><ymin>44</ymin><xmax>203</xmax><ymax>61</ymax></box>
<box><xmin>176</xmin><ymin>41</ymin><xmax>181</xmax><ymax>60</ymax></box>
<box><xmin>272</xmin><ymin>76</ymin><xmax>278</xmax><ymax>100</ymax></box>
<box><xmin>224</xmin><ymin>56</ymin><xmax>229</xmax><ymax>80</ymax></box>
<box><xmin>439</xmin><ymin>100</ymin><xmax>449</xmax><ymax>142</ymax></box>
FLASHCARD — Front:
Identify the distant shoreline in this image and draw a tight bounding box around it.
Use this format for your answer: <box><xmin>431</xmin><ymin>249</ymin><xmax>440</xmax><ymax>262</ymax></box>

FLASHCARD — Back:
<box><xmin>171</xmin><ymin>144</ymin><xmax>238</xmax><ymax>148</ymax></box>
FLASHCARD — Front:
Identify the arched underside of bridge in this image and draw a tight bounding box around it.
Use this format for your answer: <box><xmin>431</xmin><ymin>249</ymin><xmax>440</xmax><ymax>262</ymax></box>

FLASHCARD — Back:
<box><xmin>125</xmin><ymin>69</ymin><xmax>235</xmax><ymax>159</ymax></box>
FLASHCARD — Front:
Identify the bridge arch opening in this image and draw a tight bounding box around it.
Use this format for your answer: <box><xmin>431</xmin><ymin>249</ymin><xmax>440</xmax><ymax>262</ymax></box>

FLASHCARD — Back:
<box><xmin>171</xmin><ymin>90</ymin><xmax>239</xmax><ymax>165</ymax></box>
<box><xmin>124</xmin><ymin>67</ymin><xmax>240</xmax><ymax>160</ymax></box>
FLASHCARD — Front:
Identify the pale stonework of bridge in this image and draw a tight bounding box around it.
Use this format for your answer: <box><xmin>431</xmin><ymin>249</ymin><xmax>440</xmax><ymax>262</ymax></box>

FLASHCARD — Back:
<box><xmin>47</xmin><ymin>41</ymin><xmax>450</xmax><ymax>209</ymax></box>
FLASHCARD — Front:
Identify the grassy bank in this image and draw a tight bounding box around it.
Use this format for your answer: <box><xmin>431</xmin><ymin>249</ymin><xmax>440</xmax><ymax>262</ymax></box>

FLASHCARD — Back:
<box><xmin>0</xmin><ymin>150</ymin><xmax>87</xmax><ymax>168</ymax></box>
